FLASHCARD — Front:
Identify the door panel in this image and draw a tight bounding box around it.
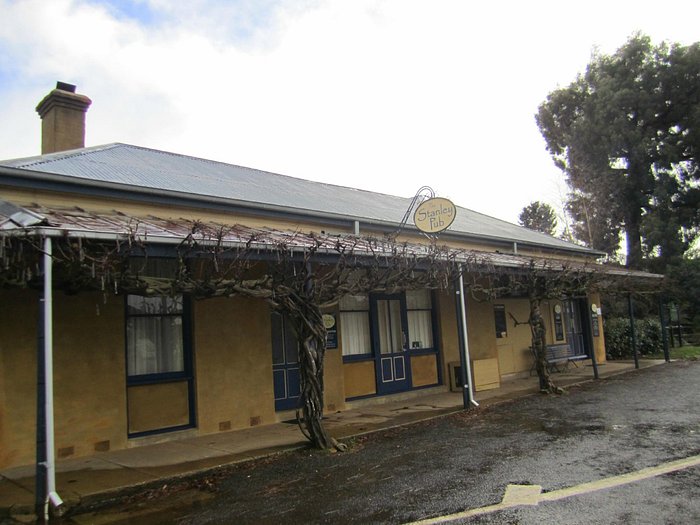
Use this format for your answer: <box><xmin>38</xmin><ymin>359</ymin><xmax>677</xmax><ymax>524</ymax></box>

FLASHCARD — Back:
<box><xmin>271</xmin><ymin>312</ymin><xmax>301</xmax><ymax>411</ymax></box>
<box><xmin>371</xmin><ymin>295</ymin><xmax>411</xmax><ymax>394</ymax></box>
<box><xmin>564</xmin><ymin>299</ymin><xmax>588</xmax><ymax>357</ymax></box>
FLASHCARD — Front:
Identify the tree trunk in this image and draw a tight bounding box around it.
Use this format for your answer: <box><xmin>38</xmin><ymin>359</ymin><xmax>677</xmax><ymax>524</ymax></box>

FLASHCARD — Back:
<box><xmin>623</xmin><ymin>165</ymin><xmax>648</xmax><ymax>270</ymax></box>
<box><xmin>624</xmin><ymin>211</ymin><xmax>644</xmax><ymax>270</ymax></box>
<box><xmin>529</xmin><ymin>297</ymin><xmax>562</xmax><ymax>394</ymax></box>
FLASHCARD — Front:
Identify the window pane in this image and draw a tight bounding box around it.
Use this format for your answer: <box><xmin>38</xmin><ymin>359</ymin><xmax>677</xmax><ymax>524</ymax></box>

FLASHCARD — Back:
<box><xmin>271</xmin><ymin>312</ymin><xmax>285</xmax><ymax>365</ymax></box>
<box><xmin>408</xmin><ymin>310</ymin><xmax>433</xmax><ymax>349</ymax></box>
<box><xmin>340</xmin><ymin>294</ymin><xmax>369</xmax><ymax>310</ymax></box>
<box><xmin>377</xmin><ymin>299</ymin><xmax>403</xmax><ymax>354</ymax></box>
<box><xmin>127</xmin><ymin>315</ymin><xmax>184</xmax><ymax>375</ymax></box>
<box><xmin>340</xmin><ymin>312</ymin><xmax>371</xmax><ymax>356</ymax></box>
<box><xmin>406</xmin><ymin>289</ymin><xmax>432</xmax><ymax>309</ymax></box>
<box><xmin>494</xmin><ymin>305</ymin><xmax>507</xmax><ymax>338</ymax></box>
<box><xmin>127</xmin><ymin>295</ymin><xmax>183</xmax><ymax>315</ymax></box>
<box><xmin>129</xmin><ymin>258</ymin><xmax>178</xmax><ymax>278</ymax></box>
<box><xmin>284</xmin><ymin>317</ymin><xmax>299</xmax><ymax>364</ymax></box>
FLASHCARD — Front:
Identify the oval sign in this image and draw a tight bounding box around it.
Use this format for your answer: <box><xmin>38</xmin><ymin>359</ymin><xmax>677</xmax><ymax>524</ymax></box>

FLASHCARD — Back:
<box><xmin>413</xmin><ymin>197</ymin><xmax>457</xmax><ymax>234</ymax></box>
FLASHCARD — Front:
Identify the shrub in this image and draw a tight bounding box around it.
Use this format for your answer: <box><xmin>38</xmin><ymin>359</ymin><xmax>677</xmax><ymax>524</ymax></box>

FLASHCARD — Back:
<box><xmin>603</xmin><ymin>317</ymin><xmax>662</xmax><ymax>359</ymax></box>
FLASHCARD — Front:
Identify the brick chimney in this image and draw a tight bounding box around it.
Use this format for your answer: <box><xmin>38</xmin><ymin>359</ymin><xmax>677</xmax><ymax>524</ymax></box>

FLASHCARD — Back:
<box><xmin>36</xmin><ymin>82</ymin><xmax>92</xmax><ymax>154</ymax></box>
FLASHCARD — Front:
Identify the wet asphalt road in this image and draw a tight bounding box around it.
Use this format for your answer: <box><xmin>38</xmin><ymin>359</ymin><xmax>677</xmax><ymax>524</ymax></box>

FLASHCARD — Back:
<box><xmin>74</xmin><ymin>361</ymin><xmax>700</xmax><ymax>525</ymax></box>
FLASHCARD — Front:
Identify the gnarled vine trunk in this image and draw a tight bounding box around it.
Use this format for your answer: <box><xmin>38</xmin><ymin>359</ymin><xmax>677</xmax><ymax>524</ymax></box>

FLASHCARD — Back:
<box><xmin>529</xmin><ymin>296</ymin><xmax>561</xmax><ymax>394</ymax></box>
<box><xmin>282</xmin><ymin>273</ymin><xmax>346</xmax><ymax>451</ymax></box>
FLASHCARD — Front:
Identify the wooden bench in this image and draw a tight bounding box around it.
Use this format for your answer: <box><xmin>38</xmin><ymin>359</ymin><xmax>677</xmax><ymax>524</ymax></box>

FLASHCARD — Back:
<box><xmin>530</xmin><ymin>344</ymin><xmax>587</xmax><ymax>374</ymax></box>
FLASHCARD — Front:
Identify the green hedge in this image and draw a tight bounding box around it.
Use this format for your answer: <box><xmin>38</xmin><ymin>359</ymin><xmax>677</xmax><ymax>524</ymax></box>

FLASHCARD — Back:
<box><xmin>603</xmin><ymin>317</ymin><xmax>663</xmax><ymax>359</ymax></box>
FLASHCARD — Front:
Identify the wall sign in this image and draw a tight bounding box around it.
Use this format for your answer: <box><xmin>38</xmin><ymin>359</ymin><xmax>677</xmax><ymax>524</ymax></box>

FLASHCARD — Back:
<box><xmin>413</xmin><ymin>197</ymin><xmax>457</xmax><ymax>234</ymax></box>
<box><xmin>590</xmin><ymin>303</ymin><xmax>600</xmax><ymax>337</ymax></box>
<box><xmin>553</xmin><ymin>304</ymin><xmax>564</xmax><ymax>341</ymax></box>
<box><xmin>323</xmin><ymin>314</ymin><xmax>338</xmax><ymax>349</ymax></box>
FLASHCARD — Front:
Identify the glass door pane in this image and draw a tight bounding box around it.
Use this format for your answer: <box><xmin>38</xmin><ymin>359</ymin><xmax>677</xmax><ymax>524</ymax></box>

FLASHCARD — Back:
<box><xmin>377</xmin><ymin>299</ymin><xmax>404</xmax><ymax>354</ymax></box>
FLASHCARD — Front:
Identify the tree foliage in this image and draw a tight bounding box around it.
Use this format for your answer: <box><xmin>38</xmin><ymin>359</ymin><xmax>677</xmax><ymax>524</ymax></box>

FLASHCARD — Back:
<box><xmin>537</xmin><ymin>33</ymin><xmax>700</xmax><ymax>270</ymax></box>
<box><xmin>518</xmin><ymin>201</ymin><xmax>557</xmax><ymax>236</ymax></box>
<box><xmin>565</xmin><ymin>190</ymin><xmax>621</xmax><ymax>257</ymax></box>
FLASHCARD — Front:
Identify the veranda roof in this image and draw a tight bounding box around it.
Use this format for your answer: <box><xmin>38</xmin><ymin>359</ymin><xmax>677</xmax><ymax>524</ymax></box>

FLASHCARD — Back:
<box><xmin>0</xmin><ymin>200</ymin><xmax>661</xmax><ymax>285</ymax></box>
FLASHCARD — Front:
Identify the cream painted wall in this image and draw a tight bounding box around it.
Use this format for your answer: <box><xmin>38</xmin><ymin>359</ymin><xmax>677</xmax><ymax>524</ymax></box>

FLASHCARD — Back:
<box><xmin>194</xmin><ymin>296</ymin><xmax>277</xmax><ymax>432</ymax></box>
<box><xmin>588</xmin><ymin>292</ymin><xmax>607</xmax><ymax>363</ymax></box>
<box><xmin>465</xmin><ymin>295</ymin><xmax>498</xmax><ymax>361</ymax></box>
<box><xmin>494</xmin><ymin>299</ymin><xmax>533</xmax><ymax>376</ymax></box>
<box><xmin>436</xmin><ymin>290</ymin><xmax>459</xmax><ymax>386</ymax></box>
<box><xmin>321</xmin><ymin>309</ymin><xmax>346</xmax><ymax>412</ymax></box>
<box><xmin>0</xmin><ymin>289</ymin><xmax>127</xmax><ymax>469</ymax></box>
<box><xmin>0</xmin><ymin>289</ymin><xmax>39</xmax><ymax>468</ymax></box>
<box><xmin>53</xmin><ymin>292</ymin><xmax>127</xmax><ymax>458</ymax></box>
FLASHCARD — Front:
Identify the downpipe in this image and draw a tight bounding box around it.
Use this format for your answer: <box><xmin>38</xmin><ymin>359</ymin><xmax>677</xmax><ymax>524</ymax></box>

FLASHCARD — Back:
<box><xmin>40</xmin><ymin>237</ymin><xmax>64</xmax><ymax>521</ymax></box>
<box><xmin>458</xmin><ymin>266</ymin><xmax>479</xmax><ymax>408</ymax></box>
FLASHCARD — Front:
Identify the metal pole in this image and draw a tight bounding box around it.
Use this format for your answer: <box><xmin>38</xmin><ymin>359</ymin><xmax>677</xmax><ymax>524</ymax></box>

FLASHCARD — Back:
<box><xmin>589</xmin><ymin>304</ymin><xmax>599</xmax><ymax>380</ymax></box>
<box><xmin>628</xmin><ymin>293</ymin><xmax>639</xmax><ymax>370</ymax></box>
<box><xmin>454</xmin><ymin>283</ymin><xmax>470</xmax><ymax>410</ymax></box>
<box><xmin>659</xmin><ymin>297</ymin><xmax>670</xmax><ymax>363</ymax></box>
<box><xmin>457</xmin><ymin>266</ymin><xmax>478</xmax><ymax>408</ymax></box>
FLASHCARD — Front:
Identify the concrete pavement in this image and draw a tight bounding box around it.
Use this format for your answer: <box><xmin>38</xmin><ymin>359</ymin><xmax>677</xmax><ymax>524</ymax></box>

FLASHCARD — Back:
<box><xmin>0</xmin><ymin>359</ymin><xmax>665</xmax><ymax>522</ymax></box>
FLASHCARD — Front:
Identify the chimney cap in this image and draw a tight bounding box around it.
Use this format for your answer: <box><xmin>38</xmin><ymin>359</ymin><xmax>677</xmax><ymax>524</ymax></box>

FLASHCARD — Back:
<box><xmin>56</xmin><ymin>81</ymin><xmax>77</xmax><ymax>93</ymax></box>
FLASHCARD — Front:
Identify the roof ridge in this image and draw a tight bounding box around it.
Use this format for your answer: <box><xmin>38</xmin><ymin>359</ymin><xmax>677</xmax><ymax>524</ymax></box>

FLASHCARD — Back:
<box><xmin>0</xmin><ymin>143</ymin><xmax>124</xmax><ymax>168</ymax></box>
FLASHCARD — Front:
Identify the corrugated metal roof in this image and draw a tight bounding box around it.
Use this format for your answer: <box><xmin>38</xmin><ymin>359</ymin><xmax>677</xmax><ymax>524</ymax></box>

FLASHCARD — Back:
<box><xmin>0</xmin><ymin>143</ymin><xmax>597</xmax><ymax>255</ymax></box>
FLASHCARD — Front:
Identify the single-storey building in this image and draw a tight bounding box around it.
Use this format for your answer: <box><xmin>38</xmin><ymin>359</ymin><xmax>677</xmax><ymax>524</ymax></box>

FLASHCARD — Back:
<box><xmin>0</xmin><ymin>84</ymin><xmax>652</xmax><ymax>473</ymax></box>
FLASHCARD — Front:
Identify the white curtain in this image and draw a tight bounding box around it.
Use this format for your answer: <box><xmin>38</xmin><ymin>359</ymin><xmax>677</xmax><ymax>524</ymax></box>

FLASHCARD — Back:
<box><xmin>407</xmin><ymin>311</ymin><xmax>433</xmax><ymax>349</ymax></box>
<box><xmin>340</xmin><ymin>311</ymin><xmax>371</xmax><ymax>356</ymax></box>
<box><xmin>127</xmin><ymin>295</ymin><xmax>184</xmax><ymax>376</ymax></box>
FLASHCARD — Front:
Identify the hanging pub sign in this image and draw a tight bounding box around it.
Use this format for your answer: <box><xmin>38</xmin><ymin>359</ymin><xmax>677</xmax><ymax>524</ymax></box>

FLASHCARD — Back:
<box><xmin>413</xmin><ymin>197</ymin><xmax>457</xmax><ymax>234</ymax></box>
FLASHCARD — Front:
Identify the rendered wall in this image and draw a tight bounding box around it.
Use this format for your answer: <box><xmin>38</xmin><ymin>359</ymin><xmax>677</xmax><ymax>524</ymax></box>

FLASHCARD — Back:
<box><xmin>465</xmin><ymin>295</ymin><xmax>498</xmax><ymax>361</ymax></box>
<box><xmin>322</xmin><ymin>332</ymin><xmax>346</xmax><ymax>412</ymax></box>
<box><xmin>436</xmin><ymin>290</ymin><xmax>459</xmax><ymax>385</ymax></box>
<box><xmin>342</xmin><ymin>361</ymin><xmax>376</xmax><ymax>398</ymax></box>
<box><xmin>494</xmin><ymin>298</ymin><xmax>534</xmax><ymax>376</ymax></box>
<box><xmin>0</xmin><ymin>289</ymin><xmax>126</xmax><ymax>469</ymax></box>
<box><xmin>0</xmin><ymin>289</ymin><xmax>39</xmax><ymax>469</ymax></box>
<box><xmin>588</xmin><ymin>292</ymin><xmax>607</xmax><ymax>363</ymax></box>
<box><xmin>410</xmin><ymin>355</ymin><xmax>438</xmax><ymax>387</ymax></box>
<box><xmin>194</xmin><ymin>296</ymin><xmax>276</xmax><ymax>432</ymax></box>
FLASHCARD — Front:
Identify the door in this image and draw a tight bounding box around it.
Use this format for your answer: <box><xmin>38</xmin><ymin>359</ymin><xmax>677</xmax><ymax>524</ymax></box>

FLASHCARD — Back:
<box><xmin>371</xmin><ymin>294</ymin><xmax>411</xmax><ymax>394</ymax></box>
<box><xmin>563</xmin><ymin>299</ymin><xmax>588</xmax><ymax>357</ymax></box>
<box><xmin>271</xmin><ymin>312</ymin><xmax>301</xmax><ymax>411</ymax></box>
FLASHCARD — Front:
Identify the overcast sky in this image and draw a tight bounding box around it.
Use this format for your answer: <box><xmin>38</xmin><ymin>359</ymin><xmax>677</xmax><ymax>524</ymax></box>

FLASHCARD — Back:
<box><xmin>1</xmin><ymin>0</ymin><xmax>698</xmax><ymax>226</ymax></box>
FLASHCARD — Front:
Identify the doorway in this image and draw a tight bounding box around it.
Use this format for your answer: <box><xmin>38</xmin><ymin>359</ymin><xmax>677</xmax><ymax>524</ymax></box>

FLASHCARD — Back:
<box><xmin>563</xmin><ymin>299</ymin><xmax>590</xmax><ymax>358</ymax></box>
<box><xmin>271</xmin><ymin>312</ymin><xmax>301</xmax><ymax>411</ymax></box>
<box><xmin>370</xmin><ymin>294</ymin><xmax>412</xmax><ymax>394</ymax></box>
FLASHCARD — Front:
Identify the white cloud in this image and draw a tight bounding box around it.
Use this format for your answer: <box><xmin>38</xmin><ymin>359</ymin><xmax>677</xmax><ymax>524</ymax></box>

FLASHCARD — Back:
<box><xmin>1</xmin><ymin>0</ymin><xmax>698</xmax><ymax>224</ymax></box>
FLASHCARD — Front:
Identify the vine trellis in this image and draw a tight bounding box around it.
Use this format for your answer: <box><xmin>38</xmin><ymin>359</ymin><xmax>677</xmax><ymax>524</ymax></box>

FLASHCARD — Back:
<box><xmin>0</xmin><ymin>206</ymin><xmax>662</xmax><ymax>450</ymax></box>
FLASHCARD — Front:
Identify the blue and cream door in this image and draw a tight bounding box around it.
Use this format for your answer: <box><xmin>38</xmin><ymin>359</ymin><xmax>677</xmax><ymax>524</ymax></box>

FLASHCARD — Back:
<box><xmin>271</xmin><ymin>311</ymin><xmax>301</xmax><ymax>411</ymax></box>
<box><xmin>371</xmin><ymin>294</ymin><xmax>411</xmax><ymax>394</ymax></box>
